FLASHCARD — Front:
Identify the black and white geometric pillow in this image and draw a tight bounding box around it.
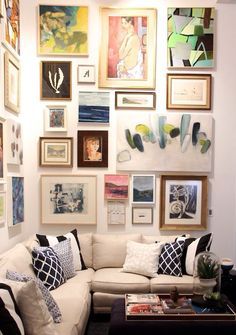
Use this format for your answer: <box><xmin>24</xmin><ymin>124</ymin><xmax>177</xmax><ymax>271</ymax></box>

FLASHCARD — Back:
<box><xmin>32</xmin><ymin>247</ymin><xmax>65</xmax><ymax>291</ymax></box>
<box><xmin>0</xmin><ymin>283</ymin><xmax>24</xmax><ymax>335</ymax></box>
<box><xmin>158</xmin><ymin>241</ymin><xmax>185</xmax><ymax>277</ymax></box>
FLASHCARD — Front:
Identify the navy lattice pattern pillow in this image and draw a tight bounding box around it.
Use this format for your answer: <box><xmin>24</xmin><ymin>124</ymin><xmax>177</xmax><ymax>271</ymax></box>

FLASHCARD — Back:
<box><xmin>32</xmin><ymin>247</ymin><xmax>65</xmax><ymax>291</ymax></box>
<box><xmin>158</xmin><ymin>241</ymin><xmax>185</xmax><ymax>277</ymax></box>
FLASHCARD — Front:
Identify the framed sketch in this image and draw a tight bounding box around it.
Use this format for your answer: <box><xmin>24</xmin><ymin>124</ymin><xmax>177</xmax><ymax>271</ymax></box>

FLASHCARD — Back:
<box><xmin>131</xmin><ymin>175</ymin><xmax>155</xmax><ymax>204</ymax></box>
<box><xmin>0</xmin><ymin>120</ymin><xmax>4</xmax><ymax>180</ymax></box>
<box><xmin>41</xmin><ymin>174</ymin><xmax>97</xmax><ymax>224</ymax></box>
<box><xmin>160</xmin><ymin>175</ymin><xmax>208</xmax><ymax>231</ymax></box>
<box><xmin>4</xmin><ymin>51</ymin><xmax>20</xmax><ymax>113</ymax></box>
<box><xmin>44</xmin><ymin>105</ymin><xmax>67</xmax><ymax>132</ymax></box>
<box><xmin>104</xmin><ymin>174</ymin><xmax>129</xmax><ymax>200</ymax></box>
<box><xmin>78</xmin><ymin>91</ymin><xmax>110</xmax><ymax>123</ymax></box>
<box><xmin>167</xmin><ymin>8</ymin><xmax>215</xmax><ymax>68</ymax></box>
<box><xmin>39</xmin><ymin>137</ymin><xmax>73</xmax><ymax>167</ymax></box>
<box><xmin>38</xmin><ymin>5</ymin><xmax>88</xmax><ymax>56</ymax></box>
<box><xmin>6</xmin><ymin>118</ymin><xmax>23</xmax><ymax>165</ymax></box>
<box><xmin>7</xmin><ymin>176</ymin><xmax>24</xmax><ymax>226</ymax></box>
<box><xmin>107</xmin><ymin>200</ymin><xmax>126</xmax><ymax>225</ymax></box>
<box><xmin>115</xmin><ymin>92</ymin><xmax>156</xmax><ymax>110</ymax></box>
<box><xmin>40</xmin><ymin>61</ymin><xmax>72</xmax><ymax>100</ymax></box>
<box><xmin>167</xmin><ymin>74</ymin><xmax>212</xmax><ymax>110</ymax></box>
<box><xmin>0</xmin><ymin>192</ymin><xmax>6</xmax><ymax>225</ymax></box>
<box><xmin>77</xmin><ymin>130</ymin><xmax>108</xmax><ymax>168</ymax></box>
<box><xmin>132</xmin><ymin>207</ymin><xmax>153</xmax><ymax>224</ymax></box>
<box><xmin>99</xmin><ymin>7</ymin><xmax>157</xmax><ymax>89</ymax></box>
<box><xmin>2</xmin><ymin>0</ymin><xmax>20</xmax><ymax>55</ymax></box>
<box><xmin>78</xmin><ymin>65</ymin><xmax>95</xmax><ymax>83</ymax></box>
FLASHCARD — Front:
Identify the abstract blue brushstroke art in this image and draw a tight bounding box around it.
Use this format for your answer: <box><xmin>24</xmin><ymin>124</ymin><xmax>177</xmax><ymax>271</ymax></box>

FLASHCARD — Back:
<box><xmin>12</xmin><ymin>176</ymin><xmax>24</xmax><ymax>225</ymax></box>
<box><xmin>78</xmin><ymin>91</ymin><xmax>110</xmax><ymax>123</ymax></box>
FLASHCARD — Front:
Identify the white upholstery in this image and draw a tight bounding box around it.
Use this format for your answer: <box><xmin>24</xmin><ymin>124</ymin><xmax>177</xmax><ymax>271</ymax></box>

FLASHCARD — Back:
<box><xmin>150</xmin><ymin>274</ymin><xmax>194</xmax><ymax>293</ymax></box>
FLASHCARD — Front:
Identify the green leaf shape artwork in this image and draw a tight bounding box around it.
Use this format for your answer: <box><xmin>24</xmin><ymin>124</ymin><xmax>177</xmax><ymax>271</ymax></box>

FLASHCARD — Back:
<box><xmin>133</xmin><ymin>134</ymin><xmax>144</xmax><ymax>152</ymax></box>
<box><xmin>135</xmin><ymin>124</ymin><xmax>156</xmax><ymax>143</ymax></box>
<box><xmin>201</xmin><ymin>139</ymin><xmax>211</xmax><ymax>153</ymax></box>
<box><xmin>125</xmin><ymin>129</ymin><xmax>136</xmax><ymax>149</ymax></box>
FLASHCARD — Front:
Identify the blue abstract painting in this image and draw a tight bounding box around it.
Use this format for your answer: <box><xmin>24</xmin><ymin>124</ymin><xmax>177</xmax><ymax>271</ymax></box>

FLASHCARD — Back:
<box><xmin>12</xmin><ymin>176</ymin><xmax>24</xmax><ymax>225</ymax></box>
<box><xmin>78</xmin><ymin>91</ymin><xmax>110</xmax><ymax>123</ymax></box>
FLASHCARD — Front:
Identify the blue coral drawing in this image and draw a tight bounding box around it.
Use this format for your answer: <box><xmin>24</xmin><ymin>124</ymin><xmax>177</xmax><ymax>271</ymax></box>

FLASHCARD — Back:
<box><xmin>12</xmin><ymin>177</ymin><xmax>24</xmax><ymax>225</ymax></box>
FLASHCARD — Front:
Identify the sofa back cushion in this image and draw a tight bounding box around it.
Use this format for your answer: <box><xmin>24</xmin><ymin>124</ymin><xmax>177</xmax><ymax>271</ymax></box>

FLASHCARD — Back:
<box><xmin>92</xmin><ymin>234</ymin><xmax>142</xmax><ymax>270</ymax></box>
<box><xmin>79</xmin><ymin>233</ymin><xmax>93</xmax><ymax>268</ymax></box>
<box><xmin>142</xmin><ymin>234</ymin><xmax>190</xmax><ymax>244</ymax></box>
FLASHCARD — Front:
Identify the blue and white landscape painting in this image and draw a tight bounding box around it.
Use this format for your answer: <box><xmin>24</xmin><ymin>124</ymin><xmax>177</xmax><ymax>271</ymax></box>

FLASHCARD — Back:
<box><xmin>78</xmin><ymin>91</ymin><xmax>110</xmax><ymax>123</ymax></box>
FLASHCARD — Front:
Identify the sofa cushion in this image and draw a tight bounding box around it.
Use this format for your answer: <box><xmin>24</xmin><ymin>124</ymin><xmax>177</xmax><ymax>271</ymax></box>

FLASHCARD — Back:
<box><xmin>92</xmin><ymin>268</ymin><xmax>150</xmax><ymax>294</ymax></box>
<box><xmin>158</xmin><ymin>241</ymin><xmax>185</xmax><ymax>277</ymax></box>
<box><xmin>142</xmin><ymin>234</ymin><xmax>190</xmax><ymax>244</ymax></box>
<box><xmin>79</xmin><ymin>233</ymin><xmax>93</xmax><ymax>268</ymax></box>
<box><xmin>92</xmin><ymin>234</ymin><xmax>142</xmax><ymax>270</ymax></box>
<box><xmin>150</xmin><ymin>274</ymin><xmax>194</xmax><ymax>294</ymax></box>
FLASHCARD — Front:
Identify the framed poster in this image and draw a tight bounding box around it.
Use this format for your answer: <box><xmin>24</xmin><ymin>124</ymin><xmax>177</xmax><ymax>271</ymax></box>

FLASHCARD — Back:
<box><xmin>2</xmin><ymin>0</ymin><xmax>20</xmax><ymax>55</ymax></box>
<box><xmin>115</xmin><ymin>91</ymin><xmax>156</xmax><ymax>110</ymax></box>
<box><xmin>107</xmin><ymin>201</ymin><xmax>126</xmax><ymax>225</ymax></box>
<box><xmin>132</xmin><ymin>207</ymin><xmax>153</xmax><ymax>224</ymax></box>
<box><xmin>6</xmin><ymin>118</ymin><xmax>23</xmax><ymax>165</ymax></box>
<box><xmin>4</xmin><ymin>51</ymin><xmax>20</xmax><ymax>113</ymax></box>
<box><xmin>41</xmin><ymin>174</ymin><xmax>97</xmax><ymax>224</ymax></box>
<box><xmin>78</xmin><ymin>65</ymin><xmax>95</xmax><ymax>83</ymax></box>
<box><xmin>131</xmin><ymin>175</ymin><xmax>155</xmax><ymax>204</ymax></box>
<box><xmin>104</xmin><ymin>174</ymin><xmax>129</xmax><ymax>200</ymax></box>
<box><xmin>44</xmin><ymin>105</ymin><xmax>67</xmax><ymax>132</ymax></box>
<box><xmin>40</xmin><ymin>61</ymin><xmax>72</xmax><ymax>100</ymax></box>
<box><xmin>99</xmin><ymin>7</ymin><xmax>157</xmax><ymax>89</ymax></box>
<box><xmin>78</xmin><ymin>91</ymin><xmax>110</xmax><ymax>123</ymax></box>
<box><xmin>160</xmin><ymin>175</ymin><xmax>208</xmax><ymax>230</ymax></box>
<box><xmin>77</xmin><ymin>130</ymin><xmax>108</xmax><ymax>168</ymax></box>
<box><xmin>8</xmin><ymin>176</ymin><xmax>24</xmax><ymax>226</ymax></box>
<box><xmin>167</xmin><ymin>74</ymin><xmax>212</xmax><ymax>110</ymax></box>
<box><xmin>38</xmin><ymin>5</ymin><xmax>88</xmax><ymax>56</ymax></box>
<box><xmin>39</xmin><ymin>137</ymin><xmax>73</xmax><ymax>167</ymax></box>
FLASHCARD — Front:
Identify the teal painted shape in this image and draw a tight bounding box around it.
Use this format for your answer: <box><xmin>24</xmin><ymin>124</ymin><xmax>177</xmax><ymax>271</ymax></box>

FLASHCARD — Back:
<box><xmin>193</xmin><ymin>59</ymin><xmax>213</xmax><ymax>67</ymax></box>
<box><xmin>158</xmin><ymin>116</ymin><xmax>167</xmax><ymax>149</ymax></box>
<box><xmin>188</xmin><ymin>35</ymin><xmax>198</xmax><ymax>49</ymax></box>
<box><xmin>180</xmin><ymin>114</ymin><xmax>191</xmax><ymax>146</ymax></box>
<box><xmin>201</xmin><ymin>139</ymin><xmax>211</xmax><ymax>153</ymax></box>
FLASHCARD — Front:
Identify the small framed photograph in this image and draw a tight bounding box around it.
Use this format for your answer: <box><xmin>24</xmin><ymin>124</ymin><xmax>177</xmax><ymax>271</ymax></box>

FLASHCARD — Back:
<box><xmin>107</xmin><ymin>201</ymin><xmax>126</xmax><ymax>225</ymax></box>
<box><xmin>160</xmin><ymin>175</ymin><xmax>208</xmax><ymax>231</ymax></box>
<box><xmin>131</xmin><ymin>175</ymin><xmax>155</xmax><ymax>204</ymax></box>
<box><xmin>115</xmin><ymin>91</ymin><xmax>156</xmax><ymax>110</ymax></box>
<box><xmin>78</xmin><ymin>91</ymin><xmax>110</xmax><ymax>123</ymax></box>
<box><xmin>78</xmin><ymin>65</ymin><xmax>95</xmax><ymax>83</ymax></box>
<box><xmin>104</xmin><ymin>174</ymin><xmax>129</xmax><ymax>200</ymax></box>
<box><xmin>77</xmin><ymin>130</ymin><xmax>108</xmax><ymax>168</ymax></box>
<box><xmin>7</xmin><ymin>176</ymin><xmax>24</xmax><ymax>226</ymax></box>
<box><xmin>39</xmin><ymin>137</ymin><xmax>73</xmax><ymax>167</ymax></box>
<box><xmin>44</xmin><ymin>105</ymin><xmax>67</xmax><ymax>132</ymax></box>
<box><xmin>4</xmin><ymin>51</ymin><xmax>20</xmax><ymax>113</ymax></box>
<box><xmin>40</xmin><ymin>61</ymin><xmax>72</xmax><ymax>100</ymax></box>
<box><xmin>0</xmin><ymin>192</ymin><xmax>6</xmax><ymax>225</ymax></box>
<box><xmin>167</xmin><ymin>74</ymin><xmax>212</xmax><ymax>110</ymax></box>
<box><xmin>132</xmin><ymin>207</ymin><xmax>153</xmax><ymax>224</ymax></box>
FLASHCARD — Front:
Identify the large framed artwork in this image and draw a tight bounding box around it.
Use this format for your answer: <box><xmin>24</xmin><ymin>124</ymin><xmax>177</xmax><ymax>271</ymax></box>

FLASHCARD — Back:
<box><xmin>39</xmin><ymin>137</ymin><xmax>73</xmax><ymax>167</ymax></box>
<box><xmin>99</xmin><ymin>7</ymin><xmax>157</xmax><ymax>89</ymax></box>
<box><xmin>78</xmin><ymin>91</ymin><xmax>110</xmax><ymax>123</ymax></box>
<box><xmin>6</xmin><ymin>118</ymin><xmax>23</xmax><ymax>165</ymax></box>
<box><xmin>104</xmin><ymin>174</ymin><xmax>129</xmax><ymax>200</ymax></box>
<box><xmin>117</xmin><ymin>112</ymin><xmax>212</xmax><ymax>172</ymax></box>
<box><xmin>4</xmin><ymin>51</ymin><xmax>20</xmax><ymax>113</ymax></box>
<box><xmin>167</xmin><ymin>74</ymin><xmax>212</xmax><ymax>110</ymax></box>
<box><xmin>115</xmin><ymin>91</ymin><xmax>156</xmax><ymax>110</ymax></box>
<box><xmin>167</xmin><ymin>8</ymin><xmax>215</xmax><ymax>68</ymax></box>
<box><xmin>159</xmin><ymin>175</ymin><xmax>208</xmax><ymax>230</ymax></box>
<box><xmin>2</xmin><ymin>0</ymin><xmax>20</xmax><ymax>55</ymax></box>
<box><xmin>38</xmin><ymin>5</ymin><xmax>88</xmax><ymax>56</ymax></box>
<box><xmin>77</xmin><ymin>130</ymin><xmax>108</xmax><ymax>168</ymax></box>
<box><xmin>44</xmin><ymin>105</ymin><xmax>68</xmax><ymax>132</ymax></box>
<box><xmin>7</xmin><ymin>176</ymin><xmax>24</xmax><ymax>226</ymax></box>
<box><xmin>41</xmin><ymin>174</ymin><xmax>97</xmax><ymax>225</ymax></box>
<box><xmin>40</xmin><ymin>61</ymin><xmax>72</xmax><ymax>100</ymax></box>
<box><xmin>131</xmin><ymin>174</ymin><xmax>155</xmax><ymax>204</ymax></box>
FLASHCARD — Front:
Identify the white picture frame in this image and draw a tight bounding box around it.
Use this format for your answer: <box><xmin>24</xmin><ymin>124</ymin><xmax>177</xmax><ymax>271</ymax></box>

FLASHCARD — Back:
<box><xmin>132</xmin><ymin>207</ymin><xmax>153</xmax><ymax>224</ymax></box>
<box><xmin>107</xmin><ymin>200</ymin><xmax>126</xmax><ymax>225</ymax></box>
<box><xmin>131</xmin><ymin>174</ymin><xmax>156</xmax><ymax>204</ymax></box>
<box><xmin>44</xmin><ymin>105</ymin><xmax>68</xmax><ymax>132</ymax></box>
<box><xmin>78</xmin><ymin>65</ymin><xmax>95</xmax><ymax>83</ymax></box>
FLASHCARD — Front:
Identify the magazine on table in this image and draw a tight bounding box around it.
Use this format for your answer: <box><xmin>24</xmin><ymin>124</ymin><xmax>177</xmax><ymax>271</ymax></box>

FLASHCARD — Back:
<box><xmin>126</xmin><ymin>293</ymin><xmax>161</xmax><ymax>305</ymax></box>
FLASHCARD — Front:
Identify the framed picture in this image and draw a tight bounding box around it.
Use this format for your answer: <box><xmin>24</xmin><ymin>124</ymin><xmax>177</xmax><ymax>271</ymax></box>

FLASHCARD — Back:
<box><xmin>0</xmin><ymin>0</ymin><xmax>3</xmax><ymax>18</ymax></box>
<box><xmin>7</xmin><ymin>176</ymin><xmax>24</xmax><ymax>226</ymax></box>
<box><xmin>77</xmin><ymin>130</ymin><xmax>108</xmax><ymax>168</ymax></box>
<box><xmin>160</xmin><ymin>175</ymin><xmax>208</xmax><ymax>231</ymax></box>
<box><xmin>107</xmin><ymin>200</ymin><xmax>126</xmax><ymax>225</ymax></box>
<box><xmin>4</xmin><ymin>51</ymin><xmax>20</xmax><ymax>113</ymax></box>
<box><xmin>2</xmin><ymin>0</ymin><xmax>20</xmax><ymax>55</ymax></box>
<box><xmin>115</xmin><ymin>92</ymin><xmax>156</xmax><ymax>110</ymax></box>
<box><xmin>38</xmin><ymin>5</ymin><xmax>88</xmax><ymax>56</ymax></box>
<box><xmin>167</xmin><ymin>8</ymin><xmax>215</xmax><ymax>68</ymax></box>
<box><xmin>99</xmin><ymin>7</ymin><xmax>157</xmax><ymax>89</ymax></box>
<box><xmin>0</xmin><ymin>192</ymin><xmax>6</xmax><ymax>225</ymax></box>
<box><xmin>39</xmin><ymin>137</ymin><xmax>73</xmax><ymax>167</ymax></box>
<box><xmin>44</xmin><ymin>105</ymin><xmax>68</xmax><ymax>132</ymax></box>
<box><xmin>41</xmin><ymin>174</ymin><xmax>97</xmax><ymax>225</ymax></box>
<box><xmin>78</xmin><ymin>91</ymin><xmax>110</xmax><ymax>123</ymax></box>
<box><xmin>0</xmin><ymin>120</ymin><xmax>4</xmax><ymax>180</ymax></box>
<box><xmin>78</xmin><ymin>65</ymin><xmax>95</xmax><ymax>83</ymax></box>
<box><xmin>132</xmin><ymin>207</ymin><xmax>153</xmax><ymax>224</ymax></box>
<box><xmin>40</xmin><ymin>61</ymin><xmax>72</xmax><ymax>100</ymax></box>
<box><xmin>6</xmin><ymin>118</ymin><xmax>23</xmax><ymax>165</ymax></box>
<box><xmin>167</xmin><ymin>74</ymin><xmax>212</xmax><ymax>110</ymax></box>
<box><xmin>104</xmin><ymin>174</ymin><xmax>129</xmax><ymax>200</ymax></box>
<box><xmin>131</xmin><ymin>175</ymin><xmax>155</xmax><ymax>204</ymax></box>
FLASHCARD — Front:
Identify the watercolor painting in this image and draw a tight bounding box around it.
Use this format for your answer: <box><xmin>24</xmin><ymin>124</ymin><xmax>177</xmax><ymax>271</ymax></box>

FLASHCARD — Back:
<box><xmin>131</xmin><ymin>175</ymin><xmax>155</xmax><ymax>204</ymax></box>
<box><xmin>8</xmin><ymin>176</ymin><xmax>24</xmax><ymax>226</ymax></box>
<box><xmin>78</xmin><ymin>91</ymin><xmax>110</xmax><ymax>123</ymax></box>
<box><xmin>104</xmin><ymin>174</ymin><xmax>129</xmax><ymax>200</ymax></box>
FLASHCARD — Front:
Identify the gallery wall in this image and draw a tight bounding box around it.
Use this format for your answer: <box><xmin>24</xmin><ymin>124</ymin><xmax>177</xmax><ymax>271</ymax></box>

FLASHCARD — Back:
<box><xmin>0</xmin><ymin>0</ymin><xmax>236</xmax><ymax>265</ymax></box>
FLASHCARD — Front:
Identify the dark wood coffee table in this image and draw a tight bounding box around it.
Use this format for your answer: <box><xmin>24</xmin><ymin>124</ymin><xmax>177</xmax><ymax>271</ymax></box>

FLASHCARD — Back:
<box><xmin>108</xmin><ymin>298</ymin><xmax>236</xmax><ymax>335</ymax></box>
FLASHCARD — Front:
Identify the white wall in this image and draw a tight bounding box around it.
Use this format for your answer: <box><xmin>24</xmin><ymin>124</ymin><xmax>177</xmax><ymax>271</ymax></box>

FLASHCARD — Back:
<box><xmin>1</xmin><ymin>0</ymin><xmax>236</xmax><ymax>264</ymax></box>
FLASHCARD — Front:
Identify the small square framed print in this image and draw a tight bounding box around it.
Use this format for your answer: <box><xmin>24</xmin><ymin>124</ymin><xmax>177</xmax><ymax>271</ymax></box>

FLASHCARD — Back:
<box><xmin>44</xmin><ymin>105</ymin><xmax>67</xmax><ymax>132</ymax></box>
<box><xmin>104</xmin><ymin>174</ymin><xmax>129</xmax><ymax>200</ymax></box>
<box><xmin>131</xmin><ymin>174</ymin><xmax>155</xmax><ymax>204</ymax></box>
<box><xmin>39</xmin><ymin>137</ymin><xmax>73</xmax><ymax>167</ymax></box>
<box><xmin>78</xmin><ymin>65</ymin><xmax>95</xmax><ymax>83</ymax></box>
<box><xmin>132</xmin><ymin>207</ymin><xmax>153</xmax><ymax>224</ymax></box>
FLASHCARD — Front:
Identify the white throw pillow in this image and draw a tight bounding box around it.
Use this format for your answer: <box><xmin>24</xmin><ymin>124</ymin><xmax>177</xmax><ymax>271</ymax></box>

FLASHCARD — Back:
<box><xmin>122</xmin><ymin>241</ymin><xmax>164</xmax><ymax>277</ymax></box>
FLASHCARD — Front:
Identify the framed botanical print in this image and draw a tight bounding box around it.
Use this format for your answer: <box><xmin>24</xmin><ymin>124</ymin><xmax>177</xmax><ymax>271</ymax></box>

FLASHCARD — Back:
<box><xmin>44</xmin><ymin>105</ymin><xmax>68</xmax><ymax>132</ymax></box>
<box><xmin>77</xmin><ymin>130</ymin><xmax>108</xmax><ymax>168</ymax></box>
<box><xmin>38</xmin><ymin>5</ymin><xmax>88</xmax><ymax>56</ymax></box>
<box><xmin>160</xmin><ymin>175</ymin><xmax>208</xmax><ymax>230</ymax></box>
<box><xmin>131</xmin><ymin>175</ymin><xmax>155</xmax><ymax>204</ymax></box>
<box><xmin>7</xmin><ymin>176</ymin><xmax>24</xmax><ymax>226</ymax></box>
<box><xmin>39</xmin><ymin>137</ymin><xmax>73</xmax><ymax>167</ymax></box>
<box><xmin>2</xmin><ymin>0</ymin><xmax>20</xmax><ymax>55</ymax></box>
<box><xmin>99</xmin><ymin>7</ymin><xmax>157</xmax><ymax>89</ymax></box>
<box><xmin>78</xmin><ymin>65</ymin><xmax>95</xmax><ymax>83</ymax></box>
<box><xmin>104</xmin><ymin>174</ymin><xmax>129</xmax><ymax>200</ymax></box>
<box><xmin>40</xmin><ymin>61</ymin><xmax>72</xmax><ymax>100</ymax></box>
<box><xmin>4</xmin><ymin>51</ymin><xmax>20</xmax><ymax>113</ymax></box>
<box><xmin>78</xmin><ymin>91</ymin><xmax>110</xmax><ymax>123</ymax></box>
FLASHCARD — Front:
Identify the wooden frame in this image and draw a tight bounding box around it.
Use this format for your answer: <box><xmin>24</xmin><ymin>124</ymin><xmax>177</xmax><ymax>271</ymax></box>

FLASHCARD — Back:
<box><xmin>77</xmin><ymin>130</ymin><xmax>108</xmax><ymax>168</ymax></box>
<box><xmin>39</xmin><ymin>137</ymin><xmax>73</xmax><ymax>167</ymax></box>
<box><xmin>41</xmin><ymin>174</ymin><xmax>97</xmax><ymax>225</ymax></box>
<box><xmin>115</xmin><ymin>91</ymin><xmax>156</xmax><ymax>110</ymax></box>
<box><xmin>167</xmin><ymin>74</ymin><xmax>212</xmax><ymax>110</ymax></box>
<box><xmin>104</xmin><ymin>174</ymin><xmax>129</xmax><ymax>200</ymax></box>
<box><xmin>107</xmin><ymin>200</ymin><xmax>126</xmax><ymax>225</ymax></box>
<box><xmin>0</xmin><ymin>191</ymin><xmax>6</xmax><ymax>225</ymax></box>
<box><xmin>44</xmin><ymin>105</ymin><xmax>68</xmax><ymax>132</ymax></box>
<box><xmin>132</xmin><ymin>207</ymin><xmax>153</xmax><ymax>224</ymax></box>
<box><xmin>4</xmin><ymin>51</ymin><xmax>20</xmax><ymax>113</ymax></box>
<box><xmin>99</xmin><ymin>7</ymin><xmax>157</xmax><ymax>89</ymax></box>
<box><xmin>40</xmin><ymin>61</ymin><xmax>72</xmax><ymax>100</ymax></box>
<box><xmin>160</xmin><ymin>175</ymin><xmax>208</xmax><ymax>231</ymax></box>
<box><xmin>78</xmin><ymin>65</ymin><xmax>95</xmax><ymax>83</ymax></box>
<box><xmin>7</xmin><ymin>176</ymin><xmax>24</xmax><ymax>226</ymax></box>
<box><xmin>131</xmin><ymin>174</ymin><xmax>155</xmax><ymax>204</ymax></box>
